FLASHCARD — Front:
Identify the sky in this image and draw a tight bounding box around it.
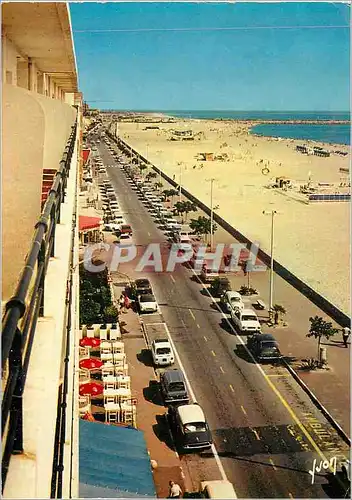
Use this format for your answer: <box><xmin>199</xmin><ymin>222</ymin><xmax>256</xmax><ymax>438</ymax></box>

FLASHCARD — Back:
<box><xmin>69</xmin><ymin>2</ymin><xmax>350</xmax><ymax>111</ymax></box>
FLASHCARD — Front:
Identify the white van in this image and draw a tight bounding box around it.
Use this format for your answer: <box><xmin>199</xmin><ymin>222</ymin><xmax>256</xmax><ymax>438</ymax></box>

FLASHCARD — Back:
<box><xmin>200</xmin><ymin>480</ymin><xmax>237</xmax><ymax>499</ymax></box>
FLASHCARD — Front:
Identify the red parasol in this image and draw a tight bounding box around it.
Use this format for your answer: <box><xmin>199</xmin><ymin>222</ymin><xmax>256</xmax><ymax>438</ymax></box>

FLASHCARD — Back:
<box><xmin>79</xmin><ymin>358</ymin><xmax>103</xmax><ymax>370</ymax></box>
<box><xmin>79</xmin><ymin>382</ymin><xmax>104</xmax><ymax>396</ymax></box>
<box><xmin>80</xmin><ymin>337</ymin><xmax>101</xmax><ymax>348</ymax></box>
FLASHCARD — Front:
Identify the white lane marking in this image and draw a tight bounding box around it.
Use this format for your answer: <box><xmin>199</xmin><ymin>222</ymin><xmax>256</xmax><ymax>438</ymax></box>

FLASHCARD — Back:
<box><xmin>203</xmin><ymin>336</ymin><xmax>208</xmax><ymax>342</ymax></box>
<box><xmin>219</xmin><ymin>366</ymin><xmax>225</xmax><ymax>374</ymax></box>
<box><xmin>241</xmin><ymin>405</ymin><xmax>247</xmax><ymax>415</ymax></box>
<box><xmin>252</xmin><ymin>429</ymin><xmax>261</xmax><ymax>441</ymax></box>
<box><xmin>196</xmin><ymin>323</ymin><xmax>200</xmax><ymax>329</ymax></box>
<box><xmin>148</xmin><ymin>231</ymin><xmax>151</xmax><ymax>236</ymax></box>
<box><xmin>163</xmin><ymin>322</ymin><xmax>230</xmax><ymax>485</ymax></box>
<box><xmin>189</xmin><ymin>309</ymin><xmax>196</xmax><ymax>320</ymax></box>
<box><xmin>211</xmin><ymin>350</ymin><xmax>216</xmax><ymax>357</ymax></box>
<box><xmin>170</xmin><ymin>275</ymin><xmax>176</xmax><ymax>284</ymax></box>
<box><xmin>229</xmin><ymin>384</ymin><xmax>235</xmax><ymax>392</ymax></box>
<box><xmin>189</xmin><ymin>266</ymin><xmax>333</xmax><ymax>464</ymax></box>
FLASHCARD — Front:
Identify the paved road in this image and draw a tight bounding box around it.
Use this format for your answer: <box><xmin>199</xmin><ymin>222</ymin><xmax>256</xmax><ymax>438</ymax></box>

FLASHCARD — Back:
<box><xmin>95</xmin><ymin>141</ymin><xmax>349</xmax><ymax>498</ymax></box>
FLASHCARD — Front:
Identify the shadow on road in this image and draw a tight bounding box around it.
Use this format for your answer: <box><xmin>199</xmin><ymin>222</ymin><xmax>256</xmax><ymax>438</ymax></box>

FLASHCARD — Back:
<box><xmin>137</xmin><ymin>348</ymin><xmax>154</xmax><ymax>367</ymax></box>
<box><xmin>233</xmin><ymin>344</ymin><xmax>256</xmax><ymax>364</ymax></box>
<box><xmin>153</xmin><ymin>413</ymin><xmax>175</xmax><ymax>452</ymax></box>
<box><xmin>143</xmin><ymin>380</ymin><xmax>164</xmax><ymax>406</ymax></box>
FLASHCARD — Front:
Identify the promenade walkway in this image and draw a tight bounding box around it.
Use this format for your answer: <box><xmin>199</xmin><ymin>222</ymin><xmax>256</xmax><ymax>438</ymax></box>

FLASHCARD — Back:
<box><xmin>112</xmin><ymin>279</ymin><xmax>192</xmax><ymax>498</ymax></box>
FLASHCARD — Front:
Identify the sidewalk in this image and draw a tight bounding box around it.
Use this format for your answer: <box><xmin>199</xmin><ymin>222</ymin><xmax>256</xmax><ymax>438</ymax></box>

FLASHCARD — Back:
<box><xmin>227</xmin><ymin>267</ymin><xmax>351</xmax><ymax>439</ymax></box>
<box><xmin>113</xmin><ymin>282</ymin><xmax>193</xmax><ymax>498</ymax></box>
<box><xmin>161</xmin><ymin>176</ymin><xmax>351</xmax><ymax>441</ymax></box>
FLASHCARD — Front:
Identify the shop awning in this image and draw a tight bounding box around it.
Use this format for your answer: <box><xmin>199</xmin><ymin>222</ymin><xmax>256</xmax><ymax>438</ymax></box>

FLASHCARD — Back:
<box><xmin>79</xmin><ymin>215</ymin><xmax>102</xmax><ymax>232</ymax></box>
<box><xmin>79</xmin><ymin>419</ymin><xmax>156</xmax><ymax>498</ymax></box>
<box><xmin>82</xmin><ymin>149</ymin><xmax>91</xmax><ymax>164</ymax></box>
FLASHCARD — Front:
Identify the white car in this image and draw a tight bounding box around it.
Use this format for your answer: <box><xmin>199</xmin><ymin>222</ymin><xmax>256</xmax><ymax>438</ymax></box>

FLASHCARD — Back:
<box><xmin>231</xmin><ymin>308</ymin><xmax>261</xmax><ymax>333</ymax></box>
<box><xmin>119</xmin><ymin>233</ymin><xmax>133</xmax><ymax>245</ymax></box>
<box><xmin>138</xmin><ymin>293</ymin><xmax>158</xmax><ymax>313</ymax></box>
<box><xmin>220</xmin><ymin>291</ymin><xmax>245</xmax><ymax>313</ymax></box>
<box><xmin>151</xmin><ymin>338</ymin><xmax>174</xmax><ymax>366</ymax></box>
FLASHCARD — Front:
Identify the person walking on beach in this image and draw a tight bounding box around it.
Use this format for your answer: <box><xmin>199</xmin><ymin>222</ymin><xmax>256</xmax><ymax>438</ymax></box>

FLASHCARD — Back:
<box><xmin>342</xmin><ymin>327</ymin><xmax>350</xmax><ymax>348</ymax></box>
<box><xmin>168</xmin><ymin>481</ymin><xmax>182</xmax><ymax>498</ymax></box>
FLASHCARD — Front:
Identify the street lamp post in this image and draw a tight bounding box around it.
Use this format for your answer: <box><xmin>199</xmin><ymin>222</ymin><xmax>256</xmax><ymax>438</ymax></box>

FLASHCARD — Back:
<box><xmin>263</xmin><ymin>210</ymin><xmax>279</xmax><ymax>317</ymax></box>
<box><xmin>178</xmin><ymin>162</ymin><xmax>183</xmax><ymax>203</ymax></box>
<box><xmin>210</xmin><ymin>178</ymin><xmax>215</xmax><ymax>250</ymax></box>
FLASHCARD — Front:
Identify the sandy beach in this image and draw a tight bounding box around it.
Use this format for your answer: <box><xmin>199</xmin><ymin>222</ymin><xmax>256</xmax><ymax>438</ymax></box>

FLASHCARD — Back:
<box><xmin>118</xmin><ymin>119</ymin><xmax>350</xmax><ymax>315</ymax></box>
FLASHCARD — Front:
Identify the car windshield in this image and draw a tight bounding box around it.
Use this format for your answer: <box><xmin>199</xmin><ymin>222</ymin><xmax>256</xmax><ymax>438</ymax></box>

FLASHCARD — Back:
<box><xmin>120</xmin><ymin>234</ymin><xmax>130</xmax><ymax>240</ymax></box>
<box><xmin>184</xmin><ymin>422</ymin><xmax>207</xmax><ymax>433</ymax></box>
<box><xmin>261</xmin><ymin>346</ymin><xmax>280</xmax><ymax>356</ymax></box>
<box><xmin>156</xmin><ymin>347</ymin><xmax>171</xmax><ymax>355</ymax></box>
<box><xmin>243</xmin><ymin>315</ymin><xmax>258</xmax><ymax>322</ymax></box>
<box><xmin>140</xmin><ymin>294</ymin><xmax>155</xmax><ymax>302</ymax></box>
<box><xmin>230</xmin><ymin>297</ymin><xmax>241</xmax><ymax>302</ymax></box>
<box><xmin>136</xmin><ymin>279</ymin><xmax>150</xmax><ymax>288</ymax></box>
<box><xmin>169</xmin><ymin>382</ymin><xmax>185</xmax><ymax>392</ymax></box>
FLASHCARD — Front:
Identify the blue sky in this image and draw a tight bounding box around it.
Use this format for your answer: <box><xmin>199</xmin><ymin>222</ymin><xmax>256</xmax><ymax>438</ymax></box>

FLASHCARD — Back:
<box><xmin>70</xmin><ymin>2</ymin><xmax>350</xmax><ymax>111</ymax></box>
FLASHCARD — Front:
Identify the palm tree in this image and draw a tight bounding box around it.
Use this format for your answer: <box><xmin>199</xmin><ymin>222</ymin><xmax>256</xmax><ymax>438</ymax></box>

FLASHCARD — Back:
<box><xmin>272</xmin><ymin>304</ymin><xmax>287</xmax><ymax>325</ymax></box>
<box><xmin>146</xmin><ymin>171</ymin><xmax>157</xmax><ymax>181</ymax></box>
<box><xmin>307</xmin><ymin>316</ymin><xmax>339</xmax><ymax>360</ymax></box>
<box><xmin>154</xmin><ymin>181</ymin><xmax>163</xmax><ymax>191</ymax></box>
<box><xmin>189</xmin><ymin>216</ymin><xmax>217</xmax><ymax>242</ymax></box>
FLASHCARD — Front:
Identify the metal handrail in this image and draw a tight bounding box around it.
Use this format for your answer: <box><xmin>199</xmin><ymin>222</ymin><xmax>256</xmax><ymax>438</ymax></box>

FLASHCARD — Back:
<box><xmin>1</xmin><ymin>121</ymin><xmax>77</xmax><ymax>490</ymax></box>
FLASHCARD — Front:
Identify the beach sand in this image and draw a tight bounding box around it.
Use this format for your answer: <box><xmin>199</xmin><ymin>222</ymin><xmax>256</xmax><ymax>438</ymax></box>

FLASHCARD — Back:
<box><xmin>118</xmin><ymin>119</ymin><xmax>350</xmax><ymax>315</ymax></box>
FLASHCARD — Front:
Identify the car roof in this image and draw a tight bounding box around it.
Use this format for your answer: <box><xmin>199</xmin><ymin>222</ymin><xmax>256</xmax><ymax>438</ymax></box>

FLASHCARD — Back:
<box><xmin>242</xmin><ymin>308</ymin><xmax>257</xmax><ymax>314</ymax></box>
<box><xmin>257</xmin><ymin>333</ymin><xmax>276</xmax><ymax>341</ymax></box>
<box><xmin>135</xmin><ymin>278</ymin><xmax>151</xmax><ymax>285</ymax></box>
<box><xmin>200</xmin><ymin>480</ymin><xmax>237</xmax><ymax>499</ymax></box>
<box><xmin>226</xmin><ymin>291</ymin><xmax>242</xmax><ymax>298</ymax></box>
<box><xmin>162</xmin><ymin>369</ymin><xmax>186</xmax><ymax>384</ymax></box>
<box><xmin>177</xmin><ymin>404</ymin><xmax>205</xmax><ymax>425</ymax></box>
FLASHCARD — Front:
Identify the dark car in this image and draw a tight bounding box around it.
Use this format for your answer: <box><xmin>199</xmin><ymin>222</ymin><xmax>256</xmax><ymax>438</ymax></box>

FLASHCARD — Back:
<box><xmin>160</xmin><ymin>369</ymin><xmax>190</xmax><ymax>405</ymax></box>
<box><xmin>120</xmin><ymin>224</ymin><xmax>132</xmax><ymax>235</ymax></box>
<box><xmin>247</xmin><ymin>333</ymin><xmax>282</xmax><ymax>362</ymax></box>
<box><xmin>131</xmin><ymin>278</ymin><xmax>152</xmax><ymax>299</ymax></box>
<box><xmin>167</xmin><ymin>403</ymin><xmax>212</xmax><ymax>452</ymax></box>
<box><xmin>209</xmin><ymin>277</ymin><xmax>231</xmax><ymax>298</ymax></box>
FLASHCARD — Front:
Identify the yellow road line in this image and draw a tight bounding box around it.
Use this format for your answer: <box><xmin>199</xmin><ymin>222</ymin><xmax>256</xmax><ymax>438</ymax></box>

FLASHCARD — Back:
<box><xmin>229</xmin><ymin>384</ymin><xmax>235</xmax><ymax>392</ymax></box>
<box><xmin>240</xmin><ymin>405</ymin><xmax>247</xmax><ymax>416</ymax></box>
<box><xmin>219</xmin><ymin>366</ymin><xmax>225</xmax><ymax>374</ymax></box>
<box><xmin>269</xmin><ymin>458</ymin><xmax>277</xmax><ymax>471</ymax></box>
<box><xmin>262</xmin><ymin>370</ymin><xmax>329</xmax><ymax>462</ymax></box>
<box><xmin>189</xmin><ymin>309</ymin><xmax>196</xmax><ymax>320</ymax></box>
<box><xmin>211</xmin><ymin>350</ymin><xmax>216</xmax><ymax>357</ymax></box>
<box><xmin>266</xmin><ymin>373</ymin><xmax>290</xmax><ymax>377</ymax></box>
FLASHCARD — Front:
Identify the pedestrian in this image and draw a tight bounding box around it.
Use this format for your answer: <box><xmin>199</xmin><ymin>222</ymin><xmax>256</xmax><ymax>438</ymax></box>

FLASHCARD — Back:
<box><xmin>342</xmin><ymin>327</ymin><xmax>350</xmax><ymax>348</ymax></box>
<box><xmin>119</xmin><ymin>293</ymin><xmax>126</xmax><ymax>313</ymax></box>
<box><xmin>168</xmin><ymin>480</ymin><xmax>182</xmax><ymax>498</ymax></box>
<box><xmin>124</xmin><ymin>294</ymin><xmax>131</xmax><ymax>310</ymax></box>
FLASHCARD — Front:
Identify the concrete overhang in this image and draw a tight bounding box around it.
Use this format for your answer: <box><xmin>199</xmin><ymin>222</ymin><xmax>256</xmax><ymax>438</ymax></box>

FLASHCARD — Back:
<box><xmin>2</xmin><ymin>2</ymin><xmax>78</xmax><ymax>92</ymax></box>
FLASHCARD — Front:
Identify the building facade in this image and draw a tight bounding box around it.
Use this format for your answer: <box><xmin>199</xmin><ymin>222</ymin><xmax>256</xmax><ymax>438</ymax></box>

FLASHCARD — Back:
<box><xmin>2</xmin><ymin>3</ymin><xmax>82</xmax><ymax>497</ymax></box>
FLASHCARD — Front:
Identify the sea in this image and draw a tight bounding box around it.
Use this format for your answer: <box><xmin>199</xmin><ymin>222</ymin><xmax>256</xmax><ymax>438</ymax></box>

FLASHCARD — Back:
<box><xmin>158</xmin><ymin>110</ymin><xmax>351</xmax><ymax>145</ymax></box>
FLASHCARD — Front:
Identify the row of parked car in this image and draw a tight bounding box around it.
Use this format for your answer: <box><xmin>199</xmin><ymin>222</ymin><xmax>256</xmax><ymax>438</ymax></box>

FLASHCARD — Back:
<box><xmin>122</xmin><ymin>168</ymin><xmax>195</xmax><ymax>248</ymax></box>
<box><xmin>98</xmin><ymin>179</ymin><xmax>134</xmax><ymax>243</ymax></box>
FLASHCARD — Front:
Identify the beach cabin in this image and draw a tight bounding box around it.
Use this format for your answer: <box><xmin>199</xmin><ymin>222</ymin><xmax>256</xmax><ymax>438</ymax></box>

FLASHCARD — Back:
<box><xmin>170</xmin><ymin>129</ymin><xmax>194</xmax><ymax>141</ymax></box>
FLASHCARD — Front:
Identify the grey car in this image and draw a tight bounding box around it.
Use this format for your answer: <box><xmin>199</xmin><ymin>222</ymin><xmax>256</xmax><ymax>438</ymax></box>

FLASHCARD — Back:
<box><xmin>160</xmin><ymin>369</ymin><xmax>189</xmax><ymax>405</ymax></box>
